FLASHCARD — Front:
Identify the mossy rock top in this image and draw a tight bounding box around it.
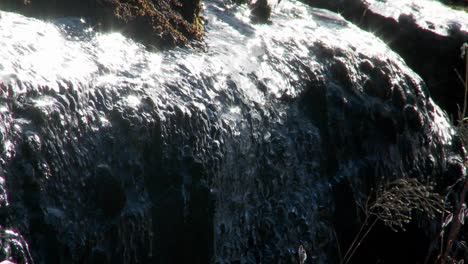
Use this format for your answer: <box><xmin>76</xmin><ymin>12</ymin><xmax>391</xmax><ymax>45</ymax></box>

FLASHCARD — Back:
<box><xmin>0</xmin><ymin>0</ymin><xmax>203</xmax><ymax>48</ymax></box>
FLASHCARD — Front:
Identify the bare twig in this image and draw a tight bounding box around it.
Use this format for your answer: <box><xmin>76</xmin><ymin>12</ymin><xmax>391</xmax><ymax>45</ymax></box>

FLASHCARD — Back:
<box><xmin>342</xmin><ymin>178</ymin><xmax>444</xmax><ymax>264</ymax></box>
<box><xmin>440</xmin><ymin>180</ymin><xmax>468</xmax><ymax>264</ymax></box>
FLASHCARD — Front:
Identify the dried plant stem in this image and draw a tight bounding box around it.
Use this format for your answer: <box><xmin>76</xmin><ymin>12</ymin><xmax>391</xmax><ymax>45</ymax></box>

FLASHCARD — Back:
<box><xmin>440</xmin><ymin>181</ymin><xmax>468</xmax><ymax>264</ymax></box>
<box><xmin>341</xmin><ymin>217</ymin><xmax>369</xmax><ymax>264</ymax></box>
<box><xmin>341</xmin><ymin>217</ymin><xmax>378</xmax><ymax>264</ymax></box>
<box><xmin>427</xmin><ymin>44</ymin><xmax>468</xmax><ymax>264</ymax></box>
<box><xmin>341</xmin><ymin>178</ymin><xmax>444</xmax><ymax>264</ymax></box>
<box><xmin>462</xmin><ymin>45</ymin><xmax>468</xmax><ymax>123</ymax></box>
<box><xmin>465</xmin><ymin>46</ymin><xmax>468</xmax><ymax>118</ymax></box>
<box><xmin>455</xmin><ymin>46</ymin><xmax>468</xmax><ymax>149</ymax></box>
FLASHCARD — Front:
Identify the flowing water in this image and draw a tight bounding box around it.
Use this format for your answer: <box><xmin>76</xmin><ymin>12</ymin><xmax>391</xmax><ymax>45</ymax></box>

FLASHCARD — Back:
<box><xmin>0</xmin><ymin>0</ymin><xmax>459</xmax><ymax>263</ymax></box>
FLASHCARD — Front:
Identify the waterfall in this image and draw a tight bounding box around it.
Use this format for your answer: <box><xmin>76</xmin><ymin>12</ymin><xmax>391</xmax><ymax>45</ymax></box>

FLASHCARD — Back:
<box><xmin>0</xmin><ymin>0</ymin><xmax>461</xmax><ymax>263</ymax></box>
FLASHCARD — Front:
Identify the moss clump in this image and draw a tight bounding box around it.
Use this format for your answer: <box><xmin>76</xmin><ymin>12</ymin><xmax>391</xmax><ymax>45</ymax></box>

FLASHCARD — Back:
<box><xmin>0</xmin><ymin>0</ymin><xmax>203</xmax><ymax>48</ymax></box>
<box><xmin>110</xmin><ymin>0</ymin><xmax>203</xmax><ymax>47</ymax></box>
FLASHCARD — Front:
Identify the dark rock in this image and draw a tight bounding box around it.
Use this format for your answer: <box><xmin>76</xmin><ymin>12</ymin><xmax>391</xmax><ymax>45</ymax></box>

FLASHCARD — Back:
<box><xmin>440</xmin><ymin>0</ymin><xmax>468</xmax><ymax>6</ymax></box>
<box><xmin>404</xmin><ymin>105</ymin><xmax>424</xmax><ymax>131</ymax></box>
<box><xmin>0</xmin><ymin>228</ymin><xmax>34</xmax><ymax>264</ymax></box>
<box><xmin>250</xmin><ymin>0</ymin><xmax>272</xmax><ymax>23</ymax></box>
<box><xmin>90</xmin><ymin>247</ymin><xmax>109</xmax><ymax>264</ymax></box>
<box><xmin>302</xmin><ymin>0</ymin><xmax>468</xmax><ymax>118</ymax></box>
<box><xmin>0</xmin><ymin>0</ymin><xmax>203</xmax><ymax>48</ymax></box>
<box><xmin>94</xmin><ymin>165</ymin><xmax>126</xmax><ymax>218</ymax></box>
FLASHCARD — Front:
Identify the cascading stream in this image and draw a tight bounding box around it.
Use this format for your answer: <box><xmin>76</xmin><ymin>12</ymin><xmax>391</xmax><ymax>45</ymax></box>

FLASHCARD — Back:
<box><xmin>0</xmin><ymin>0</ymin><xmax>461</xmax><ymax>263</ymax></box>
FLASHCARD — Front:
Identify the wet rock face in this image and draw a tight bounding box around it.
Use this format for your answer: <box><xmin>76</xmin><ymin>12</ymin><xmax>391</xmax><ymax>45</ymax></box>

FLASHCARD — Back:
<box><xmin>0</xmin><ymin>228</ymin><xmax>33</xmax><ymax>264</ymax></box>
<box><xmin>93</xmin><ymin>165</ymin><xmax>126</xmax><ymax>218</ymax></box>
<box><xmin>0</xmin><ymin>0</ymin><xmax>464</xmax><ymax>263</ymax></box>
<box><xmin>0</xmin><ymin>0</ymin><xmax>202</xmax><ymax>48</ymax></box>
<box><xmin>303</xmin><ymin>0</ymin><xmax>468</xmax><ymax>118</ymax></box>
<box><xmin>441</xmin><ymin>0</ymin><xmax>468</xmax><ymax>5</ymax></box>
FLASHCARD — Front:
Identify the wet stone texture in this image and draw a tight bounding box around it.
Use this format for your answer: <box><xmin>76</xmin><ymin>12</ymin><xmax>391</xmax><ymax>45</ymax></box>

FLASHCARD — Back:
<box><xmin>0</xmin><ymin>0</ymin><xmax>465</xmax><ymax>263</ymax></box>
<box><xmin>303</xmin><ymin>0</ymin><xmax>468</xmax><ymax>118</ymax></box>
<box><xmin>0</xmin><ymin>228</ymin><xmax>34</xmax><ymax>264</ymax></box>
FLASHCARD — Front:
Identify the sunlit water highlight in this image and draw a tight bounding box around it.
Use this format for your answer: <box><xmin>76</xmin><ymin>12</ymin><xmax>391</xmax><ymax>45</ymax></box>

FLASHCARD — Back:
<box><xmin>366</xmin><ymin>0</ymin><xmax>468</xmax><ymax>35</ymax></box>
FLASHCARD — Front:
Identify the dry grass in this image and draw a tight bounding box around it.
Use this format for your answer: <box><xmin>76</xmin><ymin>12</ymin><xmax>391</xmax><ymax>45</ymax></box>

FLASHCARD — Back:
<box><xmin>433</xmin><ymin>43</ymin><xmax>468</xmax><ymax>264</ymax></box>
<box><xmin>456</xmin><ymin>44</ymin><xmax>468</xmax><ymax>152</ymax></box>
<box><xmin>369</xmin><ymin>179</ymin><xmax>445</xmax><ymax>231</ymax></box>
<box><xmin>341</xmin><ymin>179</ymin><xmax>445</xmax><ymax>264</ymax></box>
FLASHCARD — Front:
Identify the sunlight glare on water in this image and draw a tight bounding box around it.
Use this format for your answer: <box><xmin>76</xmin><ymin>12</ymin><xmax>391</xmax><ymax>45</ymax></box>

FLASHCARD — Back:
<box><xmin>366</xmin><ymin>0</ymin><xmax>468</xmax><ymax>34</ymax></box>
<box><xmin>94</xmin><ymin>33</ymin><xmax>145</xmax><ymax>74</ymax></box>
<box><xmin>0</xmin><ymin>12</ymin><xmax>96</xmax><ymax>91</ymax></box>
<box><xmin>0</xmin><ymin>0</ymin><xmax>451</xmax><ymax>138</ymax></box>
<box><xmin>33</xmin><ymin>96</ymin><xmax>56</xmax><ymax>108</ymax></box>
<box><xmin>126</xmin><ymin>95</ymin><xmax>141</xmax><ymax>108</ymax></box>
